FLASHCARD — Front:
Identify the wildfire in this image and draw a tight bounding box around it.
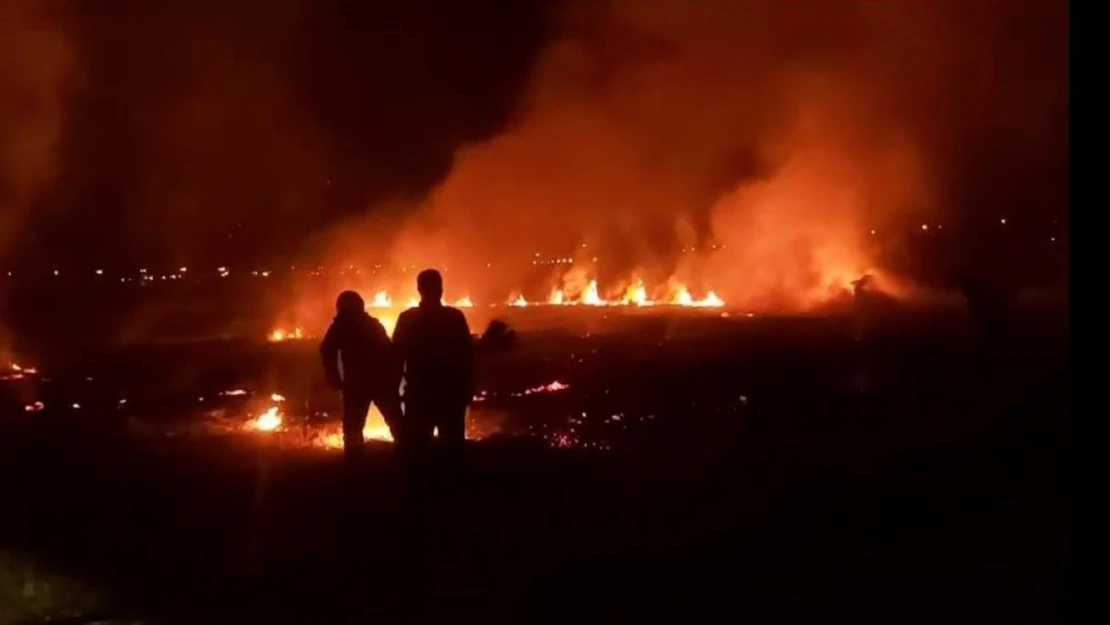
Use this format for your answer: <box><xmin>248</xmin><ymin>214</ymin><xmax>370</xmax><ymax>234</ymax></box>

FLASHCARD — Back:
<box><xmin>513</xmin><ymin>380</ymin><xmax>571</xmax><ymax>396</ymax></box>
<box><xmin>318</xmin><ymin>404</ymin><xmax>395</xmax><ymax>448</ymax></box>
<box><xmin>693</xmin><ymin>291</ymin><xmax>725</xmax><ymax>308</ymax></box>
<box><xmin>264</xmin><ymin>274</ymin><xmax>732</xmax><ymax>349</ymax></box>
<box><xmin>673</xmin><ymin>287</ymin><xmax>694</xmax><ymax>306</ymax></box>
<box><xmin>269</xmin><ymin>326</ymin><xmax>305</xmax><ymax>342</ymax></box>
<box><xmin>582</xmin><ymin>280</ymin><xmax>604</xmax><ymax>306</ymax></box>
<box><xmin>251</xmin><ymin>406</ymin><xmax>283</xmax><ymax>432</ymax></box>
<box><xmin>519</xmin><ymin>279</ymin><xmax>723</xmax><ymax>308</ymax></box>
<box><xmin>622</xmin><ymin>278</ymin><xmax>652</xmax><ymax>307</ymax></box>
<box><xmin>3</xmin><ymin>362</ymin><xmax>40</xmax><ymax>381</ymax></box>
<box><xmin>369</xmin><ymin>290</ymin><xmax>392</xmax><ymax>308</ymax></box>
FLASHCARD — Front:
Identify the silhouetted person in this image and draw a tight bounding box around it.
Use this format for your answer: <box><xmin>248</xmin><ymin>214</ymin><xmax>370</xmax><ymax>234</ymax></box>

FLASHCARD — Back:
<box><xmin>392</xmin><ymin>270</ymin><xmax>475</xmax><ymax>453</ymax></box>
<box><xmin>320</xmin><ymin>290</ymin><xmax>402</xmax><ymax>461</ymax></box>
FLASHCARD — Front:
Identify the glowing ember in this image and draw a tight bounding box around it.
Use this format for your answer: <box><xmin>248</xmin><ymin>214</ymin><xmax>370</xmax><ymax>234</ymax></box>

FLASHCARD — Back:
<box><xmin>220</xmin><ymin>389</ymin><xmax>249</xmax><ymax>397</ymax></box>
<box><xmin>3</xmin><ymin>362</ymin><xmax>39</xmax><ymax>380</ymax></box>
<box><xmin>252</xmin><ymin>406</ymin><xmax>282</xmax><ymax>432</ymax></box>
<box><xmin>513</xmin><ymin>380</ymin><xmax>571</xmax><ymax>396</ymax></box>
<box><xmin>270</xmin><ymin>393</ymin><xmax>286</xmax><ymax>402</ymax></box>
<box><xmin>317</xmin><ymin>404</ymin><xmax>394</xmax><ymax>449</ymax></box>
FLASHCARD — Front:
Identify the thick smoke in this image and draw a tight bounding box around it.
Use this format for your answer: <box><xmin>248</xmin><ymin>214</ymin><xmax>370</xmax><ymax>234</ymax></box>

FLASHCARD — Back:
<box><xmin>350</xmin><ymin>0</ymin><xmax>1065</xmax><ymax>309</ymax></box>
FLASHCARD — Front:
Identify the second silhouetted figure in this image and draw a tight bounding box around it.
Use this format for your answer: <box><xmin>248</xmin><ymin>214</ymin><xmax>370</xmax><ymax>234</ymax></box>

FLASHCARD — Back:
<box><xmin>320</xmin><ymin>290</ymin><xmax>402</xmax><ymax>461</ymax></box>
<box><xmin>393</xmin><ymin>269</ymin><xmax>475</xmax><ymax>451</ymax></box>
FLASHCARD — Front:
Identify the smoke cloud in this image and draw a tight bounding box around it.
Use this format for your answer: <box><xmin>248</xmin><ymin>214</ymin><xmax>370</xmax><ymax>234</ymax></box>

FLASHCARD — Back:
<box><xmin>334</xmin><ymin>0</ymin><xmax>1066</xmax><ymax>310</ymax></box>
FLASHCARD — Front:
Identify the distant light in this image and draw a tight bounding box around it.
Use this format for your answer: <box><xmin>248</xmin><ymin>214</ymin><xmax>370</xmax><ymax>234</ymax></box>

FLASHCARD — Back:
<box><xmin>217</xmin><ymin>266</ymin><xmax>227</xmax><ymax>272</ymax></box>
<box><xmin>53</xmin><ymin>270</ymin><xmax>59</xmax><ymax>276</ymax></box>
<box><xmin>999</xmin><ymin>218</ymin><xmax>1007</xmax><ymax>225</ymax></box>
<box><xmin>180</xmin><ymin>266</ymin><xmax>188</xmax><ymax>272</ymax></box>
<box><xmin>95</xmin><ymin>269</ymin><xmax>104</xmax><ymax>275</ymax></box>
<box><xmin>1050</xmin><ymin>237</ymin><xmax>1056</xmax><ymax>242</ymax></box>
<box><xmin>920</xmin><ymin>224</ymin><xmax>929</xmax><ymax>231</ymax></box>
<box><xmin>139</xmin><ymin>268</ymin><xmax>147</xmax><ymax>273</ymax></box>
<box><xmin>869</xmin><ymin>229</ymin><xmax>876</xmax><ymax>235</ymax></box>
<box><xmin>72</xmin><ymin>403</ymin><xmax>81</xmax><ymax>410</ymax></box>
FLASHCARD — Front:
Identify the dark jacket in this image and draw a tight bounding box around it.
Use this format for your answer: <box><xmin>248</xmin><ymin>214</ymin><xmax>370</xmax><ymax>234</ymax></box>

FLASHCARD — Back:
<box><xmin>392</xmin><ymin>303</ymin><xmax>475</xmax><ymax>403</ymax></box>
<box><xmin>319</xmin><ymin>311</ymin><xmax>397</xmax><ymax>393</ymax></box>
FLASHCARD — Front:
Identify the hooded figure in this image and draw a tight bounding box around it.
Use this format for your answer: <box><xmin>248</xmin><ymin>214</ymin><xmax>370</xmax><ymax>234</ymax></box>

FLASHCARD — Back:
<box><xmin>320</xmin><ymin>290</ymin><xmax>402</xmax><ymax>459</ymax></box>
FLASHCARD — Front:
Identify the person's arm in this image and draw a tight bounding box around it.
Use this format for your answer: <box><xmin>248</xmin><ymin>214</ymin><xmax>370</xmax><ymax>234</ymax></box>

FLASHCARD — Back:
<box><xmin>390</xmin><ymin>311</ymin><xmax>412</xmax><ymax>378</ymax></box>
<box><xmin>319</xmin><ymin>323</ymin><xmax>343</xmax><ymax>389</ymax></box>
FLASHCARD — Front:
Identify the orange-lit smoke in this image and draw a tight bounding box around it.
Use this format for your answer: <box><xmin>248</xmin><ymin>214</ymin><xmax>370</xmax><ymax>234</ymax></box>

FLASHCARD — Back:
<box><xmin>306</xmin><ymin>0</ymin><xmax>1065</xmax><ymax>315</ymax></box>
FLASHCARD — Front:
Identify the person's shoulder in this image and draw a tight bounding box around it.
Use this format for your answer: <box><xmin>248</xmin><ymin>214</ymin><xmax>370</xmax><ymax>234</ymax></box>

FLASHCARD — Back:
<box><xmin>396</xmin><ymin>308</ymin><xmax>420</xmax><ymax>327</ymax></box>
<box><xmin>444</xmin><ymin>306</ymin><xmax>468</xmax><ymax>321</ymax></box>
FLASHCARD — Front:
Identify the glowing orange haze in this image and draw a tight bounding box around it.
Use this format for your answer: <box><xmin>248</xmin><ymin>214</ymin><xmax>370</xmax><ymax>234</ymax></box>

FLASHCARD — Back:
<box><xmin>272</xmin><ymin>0</ymin><xmax>965</xmax><ymax>331</ymax></box>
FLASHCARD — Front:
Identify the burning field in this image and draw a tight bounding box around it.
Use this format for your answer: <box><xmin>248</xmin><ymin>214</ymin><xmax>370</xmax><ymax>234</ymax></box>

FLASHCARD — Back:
<box><xmin>0</xmin><ymin>304</ymin><xmax>1068</xmax><ymax>622</ymax></box>
<box><xmin>0</xmin><ymin>0</ymin><xmax>1068</xmax><ymax>620</ymax></box>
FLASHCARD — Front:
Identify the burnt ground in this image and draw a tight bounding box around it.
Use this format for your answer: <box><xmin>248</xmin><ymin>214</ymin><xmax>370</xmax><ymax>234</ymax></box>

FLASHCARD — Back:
<box><xmin>0</xmin><ymin>308</ymin><xmax>1067</xmax><ymax>623</ymax></box>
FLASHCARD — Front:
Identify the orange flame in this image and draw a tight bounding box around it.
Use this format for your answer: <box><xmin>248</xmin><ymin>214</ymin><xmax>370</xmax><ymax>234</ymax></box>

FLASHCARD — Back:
<box><xmin>252</xmin><ymin>406</ymin><xmax>282</xmax><ymax>432</ymax></box>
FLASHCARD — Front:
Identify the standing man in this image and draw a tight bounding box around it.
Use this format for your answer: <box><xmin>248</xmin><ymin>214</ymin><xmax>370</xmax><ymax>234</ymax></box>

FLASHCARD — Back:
<box><xmin>392</xmin><ymin>269</ymin><xmax>475</xmax><ymax>452</ymax></box>
<box><xmin>320</xmin><ymin>290</ymin><xmax>403</xmax><ymax>461</ymax></box>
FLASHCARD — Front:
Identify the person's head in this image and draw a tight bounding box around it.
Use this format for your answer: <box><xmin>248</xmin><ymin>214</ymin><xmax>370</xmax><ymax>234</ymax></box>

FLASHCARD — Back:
<box><xmin>416</xmin><ymin>269</ymin><xmax>444</xmax><ymax>304</ymax></box>
<box><xmin>335</xmin><ymin>290</ymin><xmax>365</xmax><ymax>316</ymax></box>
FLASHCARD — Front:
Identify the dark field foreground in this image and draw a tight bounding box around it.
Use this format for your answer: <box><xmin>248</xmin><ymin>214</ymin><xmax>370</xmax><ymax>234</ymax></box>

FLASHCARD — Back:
<box><xmin>1</xmin><ymin>311</ymin><xmax>1067</xmax><ymax>623</ymax></box>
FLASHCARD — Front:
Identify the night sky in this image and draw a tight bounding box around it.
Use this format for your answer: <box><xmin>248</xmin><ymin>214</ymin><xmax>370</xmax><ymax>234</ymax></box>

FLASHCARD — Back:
<box><xmin>4</xmin><ymin>0</ymin><xmax>559</xmax><ymax>268</ymax></box>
